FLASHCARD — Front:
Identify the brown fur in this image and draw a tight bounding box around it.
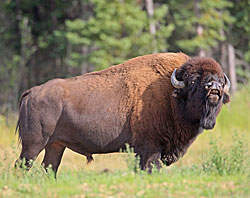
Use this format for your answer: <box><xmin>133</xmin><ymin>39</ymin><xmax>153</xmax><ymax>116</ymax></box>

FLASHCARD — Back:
<box><xmin>15</xmin><ymin>52</ymin><xmax>229</xmax><ymax>175</ymax></box>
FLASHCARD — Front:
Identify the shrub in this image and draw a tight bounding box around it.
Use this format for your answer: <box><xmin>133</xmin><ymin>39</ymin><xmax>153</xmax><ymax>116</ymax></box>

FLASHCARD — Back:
<box><xmin>123</xmin><ymin>144</ymin><xmax>141</xmax><ymax>173</ymax></box>
<box><xmin>202</xmin><ymin>132</ymin><xmax>249</xmax><ymax>175</ymax></box>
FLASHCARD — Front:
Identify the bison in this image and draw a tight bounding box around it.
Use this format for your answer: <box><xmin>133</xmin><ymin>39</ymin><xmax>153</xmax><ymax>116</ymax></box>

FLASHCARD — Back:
<box><xmin>15</xmin><ymin>52</ymin><xmax>230</xmax><ymax>175</ymax></box>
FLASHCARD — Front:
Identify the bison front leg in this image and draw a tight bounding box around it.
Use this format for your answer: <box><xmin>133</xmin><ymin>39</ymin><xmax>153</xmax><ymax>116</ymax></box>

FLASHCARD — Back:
<box><xmin>135</xmin><ymin>146</ymin><xmax>162</xmax><ymax>173</ymax></box>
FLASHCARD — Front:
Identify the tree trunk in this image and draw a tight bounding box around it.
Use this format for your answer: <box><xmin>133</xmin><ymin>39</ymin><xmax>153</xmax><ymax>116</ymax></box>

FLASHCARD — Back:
<box><xmin>220</xmin><ymin>41</ymin><xmax>227</xmax><ymax>72</ymax></box>
<box><xmin>81</xmin><ymin>46</ymin><xmax>91</xmax><ymax>74</ymax></box>
<box><xmin>194</xmin><ymin>0</ymin><xmax>206</xmax><ymax>57</ymax></box>
<box><xmin>145</xmin><ymin>0</ymin><xmax>157</xmax><ymax>53</ymax></box>
<box><xmin>227</xmin><ymin>43</ymin><xmax>237</xmax><ymax>94</ymax></box>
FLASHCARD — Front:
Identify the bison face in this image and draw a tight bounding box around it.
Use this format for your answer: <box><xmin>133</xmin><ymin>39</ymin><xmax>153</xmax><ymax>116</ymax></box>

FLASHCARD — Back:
<box><xmin>171</xmin><ymin>58</ymin><xmax>230</xmax><ymax>130</ymax></box>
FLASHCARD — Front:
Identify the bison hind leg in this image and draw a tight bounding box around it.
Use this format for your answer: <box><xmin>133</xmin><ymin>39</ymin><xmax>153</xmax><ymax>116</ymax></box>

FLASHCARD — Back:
<box><xmin>41</xmin><ymin>142</ymin><xmax>65</xmax><ymax>178</ymax></box>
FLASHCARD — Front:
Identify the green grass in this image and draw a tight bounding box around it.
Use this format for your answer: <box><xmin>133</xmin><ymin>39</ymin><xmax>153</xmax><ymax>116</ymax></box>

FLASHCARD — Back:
<box><xmin>0</xmin><ymin>85</ymin><xmax>250</xmax><ymax>197</ymax></box>
<box><xmin>0</xmin><ymin>144</ymin><xmax>249</xmax><ymax>198</ymax></box>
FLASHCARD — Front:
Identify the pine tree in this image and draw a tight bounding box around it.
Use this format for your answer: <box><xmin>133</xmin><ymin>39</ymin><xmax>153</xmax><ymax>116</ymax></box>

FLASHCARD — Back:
<box><xmin>165</xmin><ymin>0</ymin><xmax>232</xmax><ymax>55</ymax></box>
<box><xmin>65</xmin><ymin>0</ymin><xmax>174</xmax><ymax>70</ymax></box>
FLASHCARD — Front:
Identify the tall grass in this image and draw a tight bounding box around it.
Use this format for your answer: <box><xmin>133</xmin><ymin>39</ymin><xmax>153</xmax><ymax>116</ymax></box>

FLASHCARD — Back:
<box><xmin>122</xmin><ymin>132</ymin><xmax>250</xmax><ymax>176</ymax></box>
<box><xmin>0</xmin><ymin>115</ymin><xmax>17</xmax><ymax>145</ymax></box>
<box><xmin>0</xmin><ymin>133</ymin><xmax>249</xmax><ymax>198</ymax></box>
<box><xmin>214</xmin><ymin>84</ymin><xmax>250</xmax><ymax>138</ymax></box>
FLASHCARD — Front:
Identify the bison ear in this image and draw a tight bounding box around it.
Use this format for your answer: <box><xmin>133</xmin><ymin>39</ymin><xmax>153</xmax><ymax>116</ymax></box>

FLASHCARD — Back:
<box><xmin>172</xmin><ymin>89</ymin><xmax>179</xmax><ymax>97</ymax></box>
<box><xmin>223</xmin><ymin>93</ymin><xmax>230</xmax><ymax>104</ymax></box>
<box><xmin>172</xmin><ymin>89</ymin><xmax>182</xmax><ymax>98</ymax></box>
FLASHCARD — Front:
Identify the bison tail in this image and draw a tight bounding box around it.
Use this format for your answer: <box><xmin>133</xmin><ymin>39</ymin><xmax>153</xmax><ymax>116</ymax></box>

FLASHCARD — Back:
<box><xmin>15</xmin><ymin>89</ymin><xmax>32</xmax><ymax>142</ymax></box>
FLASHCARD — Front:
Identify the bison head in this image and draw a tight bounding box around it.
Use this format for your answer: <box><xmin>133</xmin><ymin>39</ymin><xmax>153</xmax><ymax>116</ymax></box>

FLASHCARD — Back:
<box><xmin>171</xmin><ymin>57</ymin><xmax>230</xmax><ymax>130</ymax></box>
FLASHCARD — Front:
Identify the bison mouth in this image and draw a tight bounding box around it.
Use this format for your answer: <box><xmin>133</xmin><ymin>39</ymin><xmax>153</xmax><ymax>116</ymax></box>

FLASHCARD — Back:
<box><xmin>207</xmin><ymin>89</ymin><xmax>221</xmax><ymax>106</ymax></box>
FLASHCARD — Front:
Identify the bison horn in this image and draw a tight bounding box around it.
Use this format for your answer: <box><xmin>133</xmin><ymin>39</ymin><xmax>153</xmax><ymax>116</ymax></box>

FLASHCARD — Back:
<box><xmin>224</xmin><ymin>73</ymin><xmax>231</xmax><ymax>94</ymax></box>
<box><xmin>171</xmin><ymin>69</ymin><xmax>185</xmax><ymax>89</ymax></box>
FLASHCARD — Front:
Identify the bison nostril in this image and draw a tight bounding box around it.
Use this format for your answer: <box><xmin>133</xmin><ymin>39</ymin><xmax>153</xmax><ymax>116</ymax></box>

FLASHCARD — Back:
<box><xmin>208</xmin><ymin>82</ymin><xmax>213</xmax><ymax>87</ymax></box>
<box><xmin>205</xmin><ymin>82</ymin><xmax>213</xmax><ymax>90</ymax></box>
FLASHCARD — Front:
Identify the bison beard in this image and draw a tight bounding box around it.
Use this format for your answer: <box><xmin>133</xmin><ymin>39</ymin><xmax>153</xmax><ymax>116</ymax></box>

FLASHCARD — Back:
<box><xmin>15</xmin><ymin>53</ymin><xmax>230</xmax><ymax>176</ymax></box>
<box><xmin>200</xmin><ymin>102</ymin><xmax>221</xmax><ymax>130</ymax></box>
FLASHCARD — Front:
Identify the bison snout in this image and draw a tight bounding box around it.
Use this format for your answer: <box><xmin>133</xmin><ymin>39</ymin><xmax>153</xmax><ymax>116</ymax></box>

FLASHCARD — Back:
<box><xmin>205</xmin><ymin>81</ymin><xmax>223</xmax><ymax>105</ymax></box>
<box><xmin>205</xmin><ymin>81</ymin><xmax>222</xmax><ymax>92</ymax></box>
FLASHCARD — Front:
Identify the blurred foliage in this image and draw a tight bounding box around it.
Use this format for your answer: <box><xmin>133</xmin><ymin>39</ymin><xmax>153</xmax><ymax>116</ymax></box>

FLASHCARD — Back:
<box><xmin>166</xmin><ymin>0</ymin><xmax>234</xmax><ymax>54</ymax></box>
<box><xmin>0</xmin><ymin>0</ymin><xmax>249</xmax><ymax>114</ymax></box>
<box><xmin>65</xmin><ymin>0</ymin><xmax>174</xmax><ymax>69</ymax></box>
<box><xmin>177</xmin><ymin>0</ymin><xmax>234</xmax><ymax>52</ymax></box>
<box><xmin>228</xmin><ymin>0</ymin><xmax>250</xmax><ymax>62</ymax></box>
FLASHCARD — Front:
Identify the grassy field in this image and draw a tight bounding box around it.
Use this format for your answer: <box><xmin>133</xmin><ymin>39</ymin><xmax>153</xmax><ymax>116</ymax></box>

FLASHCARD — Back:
<box><xmin>0</xmin><ymin>85</ymin><xmax>249</xmax><ymax>198</ymax></box>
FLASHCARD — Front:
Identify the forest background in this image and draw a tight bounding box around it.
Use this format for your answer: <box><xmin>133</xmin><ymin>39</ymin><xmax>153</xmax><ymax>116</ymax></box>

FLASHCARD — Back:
<box><xmin>0</xmin><ymin>1</ymin><xmax>250</xmax><ymax>197</ymax></box>
<box><xmin>0</xmin><ymin>0</ymin><xmax>249</xmax><ymax>117</ymax></box>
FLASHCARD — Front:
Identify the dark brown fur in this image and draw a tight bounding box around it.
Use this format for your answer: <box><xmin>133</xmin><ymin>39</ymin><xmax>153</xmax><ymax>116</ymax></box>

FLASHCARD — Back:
<box><xmin>15</xmin><ymin>52</ymin><xmax>229</xmax><ymax>175</ymax></box>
